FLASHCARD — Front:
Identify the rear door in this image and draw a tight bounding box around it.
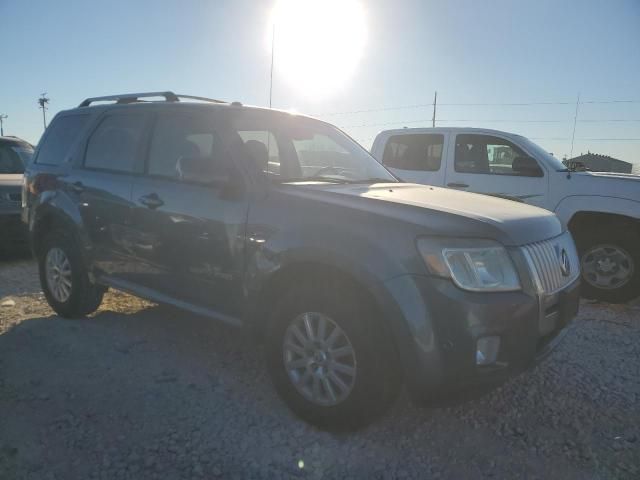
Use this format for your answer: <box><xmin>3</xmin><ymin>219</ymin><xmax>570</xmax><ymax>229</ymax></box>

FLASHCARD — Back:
<box><xmin>379</xmin><ymin>132</ymin><xmax>447</xmax><ymax>186</ymax></box>
<box><xmin>71</xmin><ymin>111</ymin><xmax>150</xmax><ymax>278</ymax></box>
<box><xmin>444</xmin><ymin>133</ymin><xmax>548</xmax><ymax>207</ymax></box>
<box><xmin>128</xmin><ymin>109</ymin><xmax>249</xmax><ymax>316</ymax></box>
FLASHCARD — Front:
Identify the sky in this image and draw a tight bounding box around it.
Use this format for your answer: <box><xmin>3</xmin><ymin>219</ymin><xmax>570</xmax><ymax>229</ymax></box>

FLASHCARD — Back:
<box><xmin>1</xmin><ymin>0</ymin><xmax>639</xmax><ymax>170</ymax></box>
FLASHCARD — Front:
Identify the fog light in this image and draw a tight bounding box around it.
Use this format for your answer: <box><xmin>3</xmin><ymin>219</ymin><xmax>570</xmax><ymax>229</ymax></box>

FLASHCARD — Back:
<box><xmin>476</xmin><ymin>336</ymin><xmax>501</xmax><ymax>366</ymax></box>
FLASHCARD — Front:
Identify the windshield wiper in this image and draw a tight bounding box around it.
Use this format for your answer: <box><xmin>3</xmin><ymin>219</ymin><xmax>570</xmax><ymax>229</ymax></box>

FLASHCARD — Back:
<box><xmin>342</xmin><ymin>178</ymin><xmax>398</xmax><ymax>184</ymax></box>
<box><xmin>279</xmin><ymin>176</ymin><xmax>352</xmax><ymax>184</ymax></box>
<box><xmin>279</xmin><ymin>176</ymin><xmax>398</xmax><ymax>185</ymax></box>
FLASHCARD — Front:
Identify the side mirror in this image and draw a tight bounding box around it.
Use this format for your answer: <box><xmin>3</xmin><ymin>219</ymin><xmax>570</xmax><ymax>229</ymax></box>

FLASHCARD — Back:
<box><xmin>512</xmin><ymin>156</ymin><xmax>543</xmax><ymax>177</ymax></box>
<box><xmin>176</xmin><ymin>156</ymin><xmax>231</xmax><ymax>187</ymax></box>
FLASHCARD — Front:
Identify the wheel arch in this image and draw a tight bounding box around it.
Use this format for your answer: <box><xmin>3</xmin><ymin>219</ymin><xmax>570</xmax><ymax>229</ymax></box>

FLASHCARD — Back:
<box><xmin>30</xmin><ymin>201</ymin><xmax>89</xmax><ymax>264</ymax></box>
<box><xmin>568</xmin><ymin>211</ymin><xmax>640</xmax><ymax>241</ymax></box>
<box><xmin>248</xmin><ymin>260</ymin><xmax>404</xmax><ymax>373</ymax></box>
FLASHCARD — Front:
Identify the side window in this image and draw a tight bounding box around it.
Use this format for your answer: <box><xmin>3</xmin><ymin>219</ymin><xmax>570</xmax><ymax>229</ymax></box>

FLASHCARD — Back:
<box><xmin>84</xmin><ymin>114</ymin><xmax>147</xmax><ymax>173</ymax></box>
<box><xmin>238</xmin><ymin>130</ymin><xmax>280</xmax><ymax>176</ymax></box>
<box><xmin>36</xmin><ymin>114</ymin><xmax>89</xmax><ymax>166</ymax></box>
<box><xmin>382</xmin><ymin>134</ymin><xmax>444</xmax><ymax>171</ymax></box>
<box><xmin>455</xmin><ymin>134</ymin><xmax>539</xmax><ymax>176</ymax></box>
<box><xmin>148</xmin><ymin>114</ymin><xmax>222</xmax><ymax>179</ymax></box>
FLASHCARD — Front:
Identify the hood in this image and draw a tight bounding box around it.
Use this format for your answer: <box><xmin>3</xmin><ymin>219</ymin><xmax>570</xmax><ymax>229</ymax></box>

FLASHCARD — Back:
<box><xmin>582</xmin><ymin>171</ymin><xmax>640</xmax><ymax>181</ymax></box>
<box><xmin>570</xmin><ymin>171</ymin><xmax>640</xmax><ymax>202</ymax></box>
<box><xmin>277</xmin><ymin>182</ymin><xmax>562</xmax><ymax>246</ymax></box>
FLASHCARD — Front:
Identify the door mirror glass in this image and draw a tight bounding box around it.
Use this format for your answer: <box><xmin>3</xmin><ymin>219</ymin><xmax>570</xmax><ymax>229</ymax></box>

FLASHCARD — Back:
<box><xmin>176</xmin><ymin>156</ymin><xmax>231</xmax><ymax>186</ymax></box>
<box><xmin>512</xmin><ymin>156</ymin><xmax>544</xmax><ymax>177</ymax></box>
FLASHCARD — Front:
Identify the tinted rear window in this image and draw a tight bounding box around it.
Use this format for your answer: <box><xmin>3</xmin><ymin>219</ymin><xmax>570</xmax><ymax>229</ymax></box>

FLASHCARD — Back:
<box><xmin>382</xmin><ymin>134</ymin><xmax>444</xmax><ymax>171</ymax></box>
<box><xmin>36</xmin><ymin>114</ymin><xmax>90</xmax><ymax>166</ymax></box>
<box><xmin>84</xmin><ymin>114</ymin><xmax>147</xmax><ymax>173</ymax></box>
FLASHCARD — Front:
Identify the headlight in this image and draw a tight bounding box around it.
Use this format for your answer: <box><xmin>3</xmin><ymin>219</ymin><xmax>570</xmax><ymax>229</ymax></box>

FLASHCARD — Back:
<box><xmin>417</xmin><ymin>238</ymin><xmax>521</xmax><ymax>292</ymax></box>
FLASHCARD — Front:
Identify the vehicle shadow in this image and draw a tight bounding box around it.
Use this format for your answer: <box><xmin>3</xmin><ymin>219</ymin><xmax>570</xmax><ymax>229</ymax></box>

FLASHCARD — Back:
<box><xmin>0</xmin><ymin>301</ymin><xmax>631</xmax><ymax>479</ymax></box>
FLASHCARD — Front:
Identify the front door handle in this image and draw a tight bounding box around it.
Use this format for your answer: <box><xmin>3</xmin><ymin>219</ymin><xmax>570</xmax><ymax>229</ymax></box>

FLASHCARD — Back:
<box><xmin>139</xmin><ymin>193</ymin><xmax>164</xmax><ymax>209</ymax></box>
<box><xmin>70</xmin><ymin>181</ymin><xmax>84</xmax><ymax>193</ymax></box>
<box><xmin>447</xmin><ymin>182</ymin><xmax>469</xmax><ymax>188</ymax></box>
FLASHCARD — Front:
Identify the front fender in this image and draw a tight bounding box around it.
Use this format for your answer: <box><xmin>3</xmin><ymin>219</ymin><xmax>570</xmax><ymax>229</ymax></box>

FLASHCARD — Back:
<box><xmin>554</xmin><ymin>195</ymin><xmax>640</xmax><ymax>227</ymax></box>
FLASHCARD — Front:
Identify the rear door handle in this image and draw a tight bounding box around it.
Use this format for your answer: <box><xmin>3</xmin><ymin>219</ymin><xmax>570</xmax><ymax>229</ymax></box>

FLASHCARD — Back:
<box><xmin>139</xmin><ymin>193</ymin><xmax>164</xmax><ymax>209</ymax></box>
<box><xmin>447</xmin><ymin>182</ymin><xmax>469</xmax><ymax>188</ymax></box>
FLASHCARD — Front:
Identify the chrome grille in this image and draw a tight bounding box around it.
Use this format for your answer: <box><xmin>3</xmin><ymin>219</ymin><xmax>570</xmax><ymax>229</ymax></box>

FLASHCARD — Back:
<box><xmin>522</xmin><ymin>232</ymin><xmax>580</xmax><ymax>294</ymax></box>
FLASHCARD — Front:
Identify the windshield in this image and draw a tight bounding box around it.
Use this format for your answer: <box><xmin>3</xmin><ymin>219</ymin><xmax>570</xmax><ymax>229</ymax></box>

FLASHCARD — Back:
<box><xmin>0</xmin><ymin>144</ymin><xmax>33</xmax><ymax>174</ymax></box>
<box><xmin>228</xmin><ymin>110</ymin><xmax>397</xmax><ymax>184</ymax></box>
<box><xmin>517</xmin><ymin>136</ymin><xmax>567</xmax><ymax>171</ymax></box>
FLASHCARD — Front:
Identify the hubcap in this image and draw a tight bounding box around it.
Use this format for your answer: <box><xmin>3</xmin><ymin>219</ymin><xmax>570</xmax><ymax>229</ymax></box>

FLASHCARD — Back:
<box><xmin>283</xmin><ymin>312</ymin><xmax>357</xmax><ymax>407</ymax></box>
<box><xmin>45</xmin><ymin>247</ymin><xmax>72</xmax><ymax>303</ymax></box>
<box><xmin>582</xmin><ymin>244</ymin><xmax>634</xmax><ymax>290</ymax></box>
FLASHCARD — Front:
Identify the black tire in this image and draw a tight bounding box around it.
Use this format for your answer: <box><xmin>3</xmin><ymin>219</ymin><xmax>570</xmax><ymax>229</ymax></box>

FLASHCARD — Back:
<box><xmin>38</xmin><ymin>231</ymin><xmax>106</xmax><ymax>318</ymax></box>
<box><xmin>575</xmin><ymin>227</ymin><xmax>640</xmax><ymax>304</ymax></box>
<box><xmin>266</xmin><ymin>276</ymin><xmax>400</xmax><ymax>431</ymax></box>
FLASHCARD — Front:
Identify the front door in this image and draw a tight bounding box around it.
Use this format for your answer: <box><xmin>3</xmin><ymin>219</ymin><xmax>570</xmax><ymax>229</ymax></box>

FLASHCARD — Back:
<box><xmin>128</xmin><ymin>110</ymin><xmax>249</xmax><ymax>316</ymax></box>
<box><xmin>445</xmin><ymin>133</ymin><xmax>548</xmax><ymax>208</ymax></box>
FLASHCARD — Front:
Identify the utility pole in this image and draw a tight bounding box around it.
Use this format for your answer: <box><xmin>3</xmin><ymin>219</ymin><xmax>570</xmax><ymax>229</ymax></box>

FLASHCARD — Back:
<box><xmin>0</xmin><ymin>114</ymin><xmax>7</xmax><ymax>136</ymax></box>
<box><xmin>38</xmin><ymin>93</ymin><xmax>50</xmax><ymax>130</ymax></box>
<box><xmin>432</xmin><ymin>91</ymin><xmax>437</xmax><ymax>127</ymax></box>
<box><xmin>269</xmin><ymin>24</ymin><xmax>276</xmax><ymax>109</ymax></box>
<box><xmin>569</xmin><ymin>93</ymin><xmax>580</xmax><ymax>159</ymax></box>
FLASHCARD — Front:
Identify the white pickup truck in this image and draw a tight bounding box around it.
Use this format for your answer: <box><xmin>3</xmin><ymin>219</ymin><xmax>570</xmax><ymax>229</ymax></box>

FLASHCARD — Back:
<box><xmin>371</xmin><ymin>127</ymin><xmax>639</xmax><ymax>303</ymax></box>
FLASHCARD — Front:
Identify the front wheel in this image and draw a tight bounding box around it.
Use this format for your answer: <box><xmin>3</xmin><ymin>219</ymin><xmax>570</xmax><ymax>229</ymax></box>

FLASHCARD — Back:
<box><xmin>266</xmin><ymin>278</ymin><xmax>399</xmax><ymax>430</ymax></box>
<box><xmin>577</xmin><ymin>228</ymin><xmax>639</xmax><ymax>303</ymax></box>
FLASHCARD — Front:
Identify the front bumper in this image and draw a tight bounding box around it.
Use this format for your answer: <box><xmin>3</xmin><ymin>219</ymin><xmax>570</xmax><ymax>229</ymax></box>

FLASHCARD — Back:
<box><xmin>383</xmin><ymin>274</ymin><xmax>580</xmax><ymax>401</ymax></box>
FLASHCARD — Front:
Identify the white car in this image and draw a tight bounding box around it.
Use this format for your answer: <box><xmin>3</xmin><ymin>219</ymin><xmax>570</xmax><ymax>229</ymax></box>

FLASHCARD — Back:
<box><xmin>371</xmin><ymin>127</ymin><xmax>640</xmax><ymax>303</ymax></box>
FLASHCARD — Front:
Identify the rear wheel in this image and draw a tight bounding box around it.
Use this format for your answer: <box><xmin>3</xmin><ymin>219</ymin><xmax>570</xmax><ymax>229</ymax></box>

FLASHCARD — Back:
<box><xmin>38</xmin><ymin>231</ymin><xmax>105</xmax><ymax>318</ymax></box>
<box><xmin>576</xmin><ymin>227</ymin><xmax>639</xmax><ymax>303</ymax></box>
<box><xmin>266</xmin><ymin>277</ymin><xmax>400</xmax><ymax>430</ymax></box>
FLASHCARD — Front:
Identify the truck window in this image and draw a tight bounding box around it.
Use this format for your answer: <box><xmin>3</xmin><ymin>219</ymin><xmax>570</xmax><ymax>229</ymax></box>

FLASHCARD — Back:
<box><xmin>382</xmin><ymin>134</ymin><xmax>443</xmax><ymax>171</ymax></box>
<box><xmin>454</xmin><ymin>134</ymin><xmax>539</xmax><ymax>176</ymax></box>
<box><xmin>84</xmin><ymin>114</ymin><xmax>147</xmax><ymax>173</ymax></box>
<box><xmin>36</xmin><ymin>114</ymin><xmax>90</xmax><ymax>166</ymax></box>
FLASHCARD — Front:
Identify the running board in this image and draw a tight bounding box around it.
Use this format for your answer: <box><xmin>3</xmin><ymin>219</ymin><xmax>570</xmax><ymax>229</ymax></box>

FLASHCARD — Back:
<box><xmin>97</xmin><ymin>276</ymin><xmax>243</xmax><ymax>328</ymax></box>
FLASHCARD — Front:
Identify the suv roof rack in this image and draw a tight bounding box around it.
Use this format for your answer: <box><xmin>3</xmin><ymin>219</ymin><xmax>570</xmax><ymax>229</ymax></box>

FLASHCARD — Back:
<box><xmin>78</xmin><ymin>91</ymin><xmax>228</xmax><ymax>107</ymax></box>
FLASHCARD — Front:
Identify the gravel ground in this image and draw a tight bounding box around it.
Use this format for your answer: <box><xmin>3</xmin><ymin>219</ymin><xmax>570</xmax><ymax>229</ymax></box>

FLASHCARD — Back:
<box><xmin>0</xmin><ymin>257</ymin><xmax>639</xmax><ymax>480</ymax></box>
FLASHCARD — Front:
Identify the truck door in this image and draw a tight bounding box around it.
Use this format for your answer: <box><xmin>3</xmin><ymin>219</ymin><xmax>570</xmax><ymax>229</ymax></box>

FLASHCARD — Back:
<box><xmin>379</xmin><ymin>132</ymin><xmax>447</xmax><ymax>186</ymax></box>
<box><xmin>445</xmin><ymin>133</ymin><xmax>548</xmax><ymax>208</ymax></box>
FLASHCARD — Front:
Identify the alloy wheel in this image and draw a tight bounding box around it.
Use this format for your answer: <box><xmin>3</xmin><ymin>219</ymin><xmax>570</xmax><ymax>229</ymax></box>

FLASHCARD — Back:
<box><xmin>45</xmin><ymin>247</ymin><xmax>73</xmax><ymax>303</ymax></box>
<box><xmin>283</xmin><ymin>312</ymin><xmax>357</xmax><ymax>407</ymax></box>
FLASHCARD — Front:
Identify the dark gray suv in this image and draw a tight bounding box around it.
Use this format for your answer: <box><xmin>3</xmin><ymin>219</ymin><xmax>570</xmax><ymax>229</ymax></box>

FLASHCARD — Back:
<box><xmin>23</xmin><ymin>92</ymin><xmax>580</xmax><ymax>429</ymax></box>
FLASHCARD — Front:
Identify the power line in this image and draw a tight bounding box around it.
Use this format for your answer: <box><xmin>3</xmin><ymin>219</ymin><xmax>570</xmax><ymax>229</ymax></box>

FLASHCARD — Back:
<box><xmin>313</xmin><ymin>98</ymin><xmax>640</xmax><ymax>117</ymax></box>
<box><xmin>577</xmin><ymin>138</ymin><xmax>640</xmax><ymax>141</ymax></box>
<box><xmin>339</xmin><ymin>118</ymin><xmax>640</xmax><ymax>129</ymax></box>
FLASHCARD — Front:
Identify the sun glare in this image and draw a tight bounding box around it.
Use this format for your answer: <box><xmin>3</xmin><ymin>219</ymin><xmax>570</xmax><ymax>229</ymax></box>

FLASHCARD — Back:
<box><xmin>268</xmin><ymin>0</ymin><xmax>367</xmax><ymax>99</ymax></box>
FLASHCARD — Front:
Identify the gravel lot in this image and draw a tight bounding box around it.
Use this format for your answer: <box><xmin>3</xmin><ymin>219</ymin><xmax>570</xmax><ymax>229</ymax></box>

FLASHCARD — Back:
<box><xmin>1</xmin><ymin>257</ymin><xmax>639</xmax><ymax>479</ymax></box>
